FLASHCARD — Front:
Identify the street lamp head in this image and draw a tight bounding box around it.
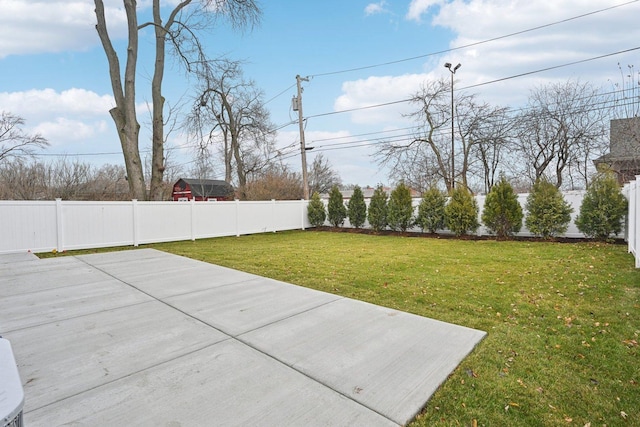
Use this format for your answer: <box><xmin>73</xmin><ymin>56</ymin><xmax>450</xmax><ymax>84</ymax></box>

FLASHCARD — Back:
<box><xmin>444</xmin><ymin>62</ymin><xmax>452</xmax><ymax>69</ymax></box>
<box><xmin>454</xmin><ymin>63</ymin><xmax>462</xmax><ymax>72</ymax></box>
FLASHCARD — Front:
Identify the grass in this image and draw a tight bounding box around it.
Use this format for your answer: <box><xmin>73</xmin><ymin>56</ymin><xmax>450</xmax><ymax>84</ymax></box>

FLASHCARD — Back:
<box><xmin>46</xmin><ymin>230</ymin><xmax>639</xmax><ymax>426</ymax></box>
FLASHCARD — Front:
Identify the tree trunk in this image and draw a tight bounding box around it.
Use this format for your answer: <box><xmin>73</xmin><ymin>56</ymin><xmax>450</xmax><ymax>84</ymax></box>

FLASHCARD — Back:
<box><xmin>95</xmin><ymin>0</ymin><xmax>145</xmax><ymax>200</ymax></box>
<box><xmin>149</xmin><ymin>0</ymin><xmax>166</xmax><ymax>200</ymax></box>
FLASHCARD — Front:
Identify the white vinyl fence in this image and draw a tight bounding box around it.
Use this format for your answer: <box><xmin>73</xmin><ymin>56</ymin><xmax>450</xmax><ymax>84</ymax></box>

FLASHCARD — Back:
<box><xmin>623</xmin><ymin>176</ymin><xmax>640</xmax><ymax>268</ymax></box>
<box><xmin>1</xmin><ymin>188</ymin><xmax>638</xmax><ymax>269</ymax></box>
<box><xmin>0</xmin><ymin>199</ymin><xmax>310</xmax><ymax>254</ymax></box>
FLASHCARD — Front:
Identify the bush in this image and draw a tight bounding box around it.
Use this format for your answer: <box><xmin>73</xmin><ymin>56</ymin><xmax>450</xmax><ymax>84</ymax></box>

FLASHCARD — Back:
<box><xmin>415</xmin><ymin>186</ymin><xmax>446</xmax><ymax>233</ymax></box>
<box><xmin>327</xmin><ymin>185</ymin><xmax>347</xmax><ymax>227</ymax></box>
<box><xmin>387</xmin><ymin>182</ymin><xmax>414</xmax><ymax>232</ymax></box>
<box><xmin>307</xmin><ymin>191</ymin><xmax>326</xmax><ymax>227</ymax></box>
<box><xmin>481</xmin><ymin>176</ymin><xmax>523</xmax><ymax>239</ymax></box>
<box><xmin>347</xmin><ymin>185</ymin><xmax>367</xmax><ymax>228</ymax></box>
<box><xmin>367</xmin><ymin>184</ymin><xmax>388</xmax><ymax>232</ymax></box>
<box><xmin>445</xmin><ymin>186</ymin><xmax>480</xmax><ymax>236</ymax></box>
<box><xmin>525</xmin><ymin>179</ymin><xmax>573</xmax><ymax>239</ymax></box>
<box><xmin>575</xmin><ymin>172</ymin><xmax>628</xmax><ymax>240</ymax></box>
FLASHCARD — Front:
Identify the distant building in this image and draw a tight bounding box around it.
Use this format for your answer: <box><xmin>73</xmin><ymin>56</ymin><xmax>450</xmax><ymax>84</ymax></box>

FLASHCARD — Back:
<box><xmin>172</xmin><ymin>178</ymin><xmax>235</xmax><ymax>201</ymax></box>
<box><xmin>594</xmin><ymin>117</ymin><xmax>640</xmax><ymax>184</ymax></box>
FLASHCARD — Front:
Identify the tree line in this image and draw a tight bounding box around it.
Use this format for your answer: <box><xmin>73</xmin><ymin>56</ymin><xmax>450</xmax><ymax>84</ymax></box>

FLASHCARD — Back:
<box><xmin>0</xmin><ymin>150</ymin><xmax>341</xmax><ymax>201</ymax></box>
<box><xmin>307</xmin><ymin>172</ymin><xmax>628</xmax><ymax>241</ymax></box>
<box><xmin>376</xmin><ymin>77</ymin><xmax>636</xmax><ymax>194</ymax></box>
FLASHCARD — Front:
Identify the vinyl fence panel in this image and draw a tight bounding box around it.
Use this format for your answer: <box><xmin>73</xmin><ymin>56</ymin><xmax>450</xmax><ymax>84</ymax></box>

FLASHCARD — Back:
<box><xmin>0</xmin><ymin>201</ymin><xmax>57</xmax><ymax>254</ymax></box>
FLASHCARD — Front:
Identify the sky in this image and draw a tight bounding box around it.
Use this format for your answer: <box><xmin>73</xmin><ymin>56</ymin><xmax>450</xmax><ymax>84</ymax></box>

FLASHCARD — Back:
<box><xmin>1</xmin><ymin>0</ymin><xmax>640</xmax><ymax>187</ymax></box>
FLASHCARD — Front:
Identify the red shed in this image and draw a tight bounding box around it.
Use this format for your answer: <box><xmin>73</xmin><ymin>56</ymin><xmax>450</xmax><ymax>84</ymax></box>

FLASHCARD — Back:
<box><xmin>172</xmin><ymin>178</ymin><xmax>235</xmax><ymax>201</ymax></box>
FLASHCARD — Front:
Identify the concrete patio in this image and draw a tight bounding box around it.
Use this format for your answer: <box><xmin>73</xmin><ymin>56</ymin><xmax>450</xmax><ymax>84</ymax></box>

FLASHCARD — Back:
<box><xmin>0</xmin><ymin>248</ymin><xmax>486</xmax><ymax>426</ymax></box>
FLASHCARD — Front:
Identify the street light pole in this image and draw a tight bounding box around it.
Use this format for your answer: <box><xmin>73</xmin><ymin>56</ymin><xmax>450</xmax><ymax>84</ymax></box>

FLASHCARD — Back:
<box><xmin>444</xmin><ymin>62</ymin><xmax>461</xmax><ymax>190</ymax></box>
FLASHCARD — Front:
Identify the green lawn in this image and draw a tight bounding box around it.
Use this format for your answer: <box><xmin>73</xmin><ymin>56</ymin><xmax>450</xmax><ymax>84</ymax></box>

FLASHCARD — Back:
<box><xmin>50</xmin><ymin>230</ymin><xmax>640</xmax><ymax>426</ymax></box>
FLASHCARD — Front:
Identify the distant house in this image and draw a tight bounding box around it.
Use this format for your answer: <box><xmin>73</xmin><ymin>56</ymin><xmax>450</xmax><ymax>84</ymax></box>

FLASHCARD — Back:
<box><xmin>594</xmin><ymin>117</ymin><xmax>640</xmax><ymax>184</ymax></box>
<box><xmin>172</xmin><ymin>178</ymin><xmax>235</xmax><ymax>201</ymax></box>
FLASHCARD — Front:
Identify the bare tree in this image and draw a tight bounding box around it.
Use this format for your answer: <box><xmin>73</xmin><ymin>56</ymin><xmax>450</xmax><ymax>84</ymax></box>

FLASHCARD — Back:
<box><xmin>0</xmin><ymin>112</ymin><xmax>48</xmax><ymax>163</ymax></box>
<box><xmin>467</xmin><ymin>105</ymin><xmax>514</xmax><ymax>193</ymax></box>
<box><xmin>242</xmin><ymin>164</ymin><xmax>303</xmax><ymax>201</ymax></box>
<box><xmin>612</xmin><ymin>63</ymin><xmax>640</xmax><ymax>119</ymax></box>
<box><xmin>376</xmin><ymin>79</ymin><xmax>455</xmax><ymax>191</ymax></box>
<box><xmin>377</xmin><ymin>79</ymin><xmax>505</xmax><ymax>192</ymax></box>
<box><xmin>0</xmin><ymin>159</ymin><xmax>132</xmax><ymax>201</ymax></box>
<box><xmin>513</xmin><ymin>80</ymin><xmax>608</xmax><ymax>189</ymax></box>
<box><xmin>187</xmin><ymin>59</ymin><xmax>275</xmax><ymax>197</ymax></box>
<box><xmin>307</xmin><ymin>153</ymin><xmax>341</xmax><ymax>195</ymax></box>
<box><xmin>93</xmin><ymin>0</ymin><xmax>260</xmax><ymax>200</ymax></box>
<box><xmin>0</xmin><ymin>160</ymin><xmax>48</xmax><ymax>199</ymax></box>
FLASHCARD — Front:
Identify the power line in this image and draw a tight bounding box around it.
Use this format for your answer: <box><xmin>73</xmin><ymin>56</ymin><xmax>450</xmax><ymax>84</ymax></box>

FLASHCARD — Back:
<box><xmin>300</xmin><ymin>97</ymin><xmax>638</xmax><ymax>156</ymax></box>
<box><xmin>310</xmin><ymin>125</ymin><xmax>420</xmax><ymax>143</ymax></box>
<box><xmin>303</xmin><ymin>47</ymin><xmax>640</xmax><ymax>120</ymax></box>
<box><xmin>264</xmin><ymin>83</ymin><xmax>297</xmax><ymax>105</ymax></box>
<box><xmin>462</xmin><ymin>46</ymin><xmax>640</xmax><ymax>90</ymax></box>
<box><xmin>309</xmin><ymin>0</ymin><xmax>639</xmax><ymax>78</ymax></box>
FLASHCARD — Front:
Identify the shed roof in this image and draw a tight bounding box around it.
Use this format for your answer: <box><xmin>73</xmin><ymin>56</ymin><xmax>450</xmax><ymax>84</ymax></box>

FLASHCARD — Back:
<box><xmin>175</xmin><ymin>178</ymin><xmax>234</xmax><ymax>198</ymax></box>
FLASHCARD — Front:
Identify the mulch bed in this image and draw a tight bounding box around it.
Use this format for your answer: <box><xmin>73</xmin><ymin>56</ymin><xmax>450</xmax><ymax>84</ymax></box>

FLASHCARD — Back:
<box><xmin>308</xmin><ymin>226</ymin><xmax>626</xmax><ymax>245</ymax></box>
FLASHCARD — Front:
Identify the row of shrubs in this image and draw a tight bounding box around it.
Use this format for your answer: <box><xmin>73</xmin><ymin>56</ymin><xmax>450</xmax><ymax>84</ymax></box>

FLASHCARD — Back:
<box><xmin>307</xmin><ymin>172</ymin><xmax>628</xmax><ymax>241</ymax></box>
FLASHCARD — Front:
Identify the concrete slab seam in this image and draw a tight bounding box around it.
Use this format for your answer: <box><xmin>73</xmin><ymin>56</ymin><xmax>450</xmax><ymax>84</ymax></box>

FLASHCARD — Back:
<box><xmin>74</xmin><ymin>256</ymin><xmax>234</xmax><ymax>335</ymax></box>
<box><xmin>22</xmin><ymin>339</ymin><xmax>232</xmax><ymax>415</ymax></box>
<box><xmin>76</xmin><ymin>255</ymin><xmax>402</xmax><ymax>425</ymax></box>
<box><xmin>233</xmin><ymin>328</ymin><xmax>402</xmax><ymax>426</ymax></box>
<box><xmin>145</xmin><ymin>275</ymin><xmax>279</xmax><ymax>300</ymax></box>
<box><xmin>0</xmin><ymin>300</ymin><xmax>154</xmax><ymax>335</ymax></box>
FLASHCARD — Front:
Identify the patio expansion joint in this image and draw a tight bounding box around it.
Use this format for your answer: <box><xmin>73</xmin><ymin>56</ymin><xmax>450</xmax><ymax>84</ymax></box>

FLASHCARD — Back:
<box><xmin>22</xmin><ymin>339</ymin><xmax>232</xmax><ymax>415</ymax></box>
<box><xmin>77</xmin><ymin>256</ymin><xmax>402</xmax><ymax>425</ymax></box>
<box><xmin>153</xmin><ymin>276</ymin><xmax>270</xmax><ymax>300</ymax></box>
<box><xmin>229</xmin><ymin>297</ymin><xmax>406</xmax><ymax>426</ymax></box>
<box><xmin>0</xmin><ymin>300</ymin><xmax>154</xmax><ymax>335</ymax></box>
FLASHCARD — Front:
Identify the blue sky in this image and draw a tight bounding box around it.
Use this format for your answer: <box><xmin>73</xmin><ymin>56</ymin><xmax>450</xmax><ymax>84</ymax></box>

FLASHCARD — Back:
<box><xmin>1</xmin><ymin>0</ymin><xmax>640</xmax><ymax>187</ymax></box>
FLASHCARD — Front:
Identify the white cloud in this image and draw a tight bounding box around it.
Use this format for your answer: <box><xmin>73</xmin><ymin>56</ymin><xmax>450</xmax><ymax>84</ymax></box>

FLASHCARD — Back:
<box><xmin>364</xmin><ymin>1</ymin><xmax>388</xmax><ymax>16</ymax></box>
<box><xmin>431</xmin><ymin>0</ymin><xmax>640</xmax><ymax>104</ymax></box>
<box><xmin>0</xmin><ymin>88</ymin><xmax>115</xmax><ymax>120</ymax></box>
<box><xmin>0</xmin><ymin>0</ymin><xmax>128</xmax><ymax>58</ymax></box>
<box><xmin>0</xmin><ymin>88</ymin><xmax>119</xmax><ymax>151</ymax></box>
<box><xmin>339</xmin><ymin>0</ymin><xmax>640</xmax><ymax>119</ymax></box>
<box><xmin>334</xmin><ymin>74</ymin><xmax>433</xmax><ymax>124</ymax></box>
<box><xmin>33</xmin><ymin>118</ymin><xmax>107</xmax><ymax>144</ymax></box>
<box><xmin>406</xmin><ymin>0</ymin><xmax>442</xmax><ymax>22</ymax></box>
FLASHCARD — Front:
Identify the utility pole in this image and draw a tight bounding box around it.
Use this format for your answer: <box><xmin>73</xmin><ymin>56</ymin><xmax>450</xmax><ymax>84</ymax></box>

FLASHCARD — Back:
<box><xmin>295</xmin><ymin>74</ymin><xmax>310</xmax><ymax>199</ymax></box>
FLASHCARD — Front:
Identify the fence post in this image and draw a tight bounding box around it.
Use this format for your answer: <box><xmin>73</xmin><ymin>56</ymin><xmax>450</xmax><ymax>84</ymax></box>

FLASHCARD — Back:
<box><xmin>301</xmin><ymin>199</ymin><xmax>306</xmax><ymax>230</ymax></box>
<box><xmin>628</xmin><ymin>175</ymin><xmax>640</xmax><ymax>268</ymax></box>
<box><xmin>132</xmin><ymin>199</ymin><xmax>139</xmax><ymax>247</ymax></box>
<box><xmin>55</xmin><ymin>198</ymin><xmax>64</xmax><ymax>252</ymax></box>
<box><xmin>190</xmin><ymin>198</ymin><xmax>196</xmax><ymax>241</ymax></box>
<box><xmin>235</xmin><ymin>199</ymin><xmax>240</xmax><ymax>237</ymax></box>
<box><xmin>272</xmin><ymin>199</ymin><xmax>277</xmax><ymax>233</ymax></box>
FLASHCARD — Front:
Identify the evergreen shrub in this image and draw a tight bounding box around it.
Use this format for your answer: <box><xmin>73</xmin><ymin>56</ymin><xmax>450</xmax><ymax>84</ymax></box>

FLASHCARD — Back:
<box><xmin>445</xmin><ymin>186</ymin><xmax>480</xmax><ymax>236</ymax></box>
<box><xmin>575</xmin><ymin>172</ymin><xmax>628</xmax><ymax>240</ymax></box>
<box><xmin>327</xmin><ymin>185</ymin><xmax>347</xmax><ymax>227</ymax></box>
<box><xmin>525</xmin><ymin>179</ymin><xmax>573</xmax><ymax>239</ymax></box>
<box><xmin>387</xmin><ymin>182</ymin><xmax>414</xmax><ymax>232</ymax></box>
<box><xmin>307</xmin><ymin>191</ymin><xmax>326</xmax><ymax>227</ymax></box>
<box><xmin>481</xmin><ymin>176</ymin><xmax>523</xmax><ymax>239</ymax></box>
<box><xmin>416</xmin><ymin>186</ymin><xmax>446</xmax><ymax>233</ymax></box>
<box><xmin>347</xmin><ymin>185</ymin><xmax>367</xmax><ymax>228</ymax></box>
<box><xmin>367</xmin><ymin>184</ymin><xmax>388</xmax><ymax>232</ymax></box>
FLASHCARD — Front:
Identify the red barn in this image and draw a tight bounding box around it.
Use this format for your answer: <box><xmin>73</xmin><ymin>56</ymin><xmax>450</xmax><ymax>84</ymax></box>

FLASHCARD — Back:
<box><xmin>172</xmin><ymin>178</ymin><xmax>235</xmax><ymax>201</ymax></box>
